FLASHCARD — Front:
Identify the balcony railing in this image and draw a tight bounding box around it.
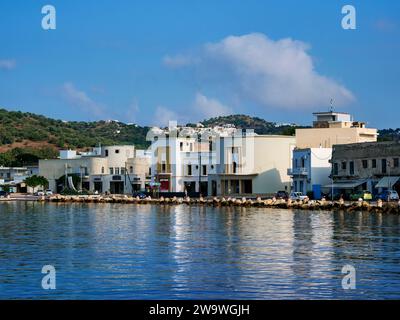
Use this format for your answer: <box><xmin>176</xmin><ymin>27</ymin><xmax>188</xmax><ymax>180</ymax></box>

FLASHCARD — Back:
<box><xmin>287</xmin><ymin>167</ymin><xmax>308</xmax><ymax>176</ymax></box>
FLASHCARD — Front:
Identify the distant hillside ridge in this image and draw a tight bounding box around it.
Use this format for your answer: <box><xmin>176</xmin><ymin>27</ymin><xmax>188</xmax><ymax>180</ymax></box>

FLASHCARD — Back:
<box><xmin>0</xmin><ymin>108</ymin><xmax>394</xmax><ymax>167</ymax></box>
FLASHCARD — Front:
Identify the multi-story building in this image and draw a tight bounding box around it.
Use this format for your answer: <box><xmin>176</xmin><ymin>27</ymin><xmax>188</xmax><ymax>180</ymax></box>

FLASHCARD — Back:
<box><xmin>0</xmin><ymin>166</ymin><xmax>38</xmax><ymax>193</ymax></box>
<box><xmin>288</xmin><ymin>148</ymin><xmax>332</xmax><ymax>199</ymax></box>
<box><xmin>208</xmin><ymin>134</ymin><xmax>296</xmax><ymax>196</ymax></box>
<box><xmin>0</xmin><ymin>166</ymin><xmax>31</xmax><ymax>183</ymax></box>
<box><xmin>296</xmin><ymin>111</ymin><xmax>377</xmax><ymax>148</ymax></box>
<box><xmin>147</xmin><ymin>122</ymin><xmax>236</xmax><ymax>195</ymax></box>
<box><xmin>289</xmin><ymin>111</ymin><xmax>378</xmax><ymax>197</ymax></box>
<box><xmin>330</xmin><ymin>141</ymin><xmax>400</xmax><ymax>197</ymax></box>
<box><xmin>39</xmin><ymin>145</ymin><xmax>151</xmax><ymax>194</ymax></box>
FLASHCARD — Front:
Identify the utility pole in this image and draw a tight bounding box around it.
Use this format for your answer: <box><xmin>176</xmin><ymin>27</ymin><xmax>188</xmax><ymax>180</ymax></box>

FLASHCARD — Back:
<box><xmin>388</xmin><ymin>159</ymin><xmax>391</xmax><ymax>189</ymax></box>
<box><xmin>64</xmin><ymin>163</ymin><xmax>68</xmax><ymax>190</ymax></box>
<box><xmin>198</xmin><ymin>132</ymin><xmax>201</xmax><ymax>197</ymax></box>
<box><xmin>80</xmin><ymin>166</ymin><xmax>83</xmax><ymax>192</ymax></box>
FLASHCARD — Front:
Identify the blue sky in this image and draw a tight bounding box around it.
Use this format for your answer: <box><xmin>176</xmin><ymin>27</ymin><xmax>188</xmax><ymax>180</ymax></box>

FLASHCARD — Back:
<box><xmin>0</xmin><ymin>0</ymin><xmax>399</xmax><ymax>128</ymax></box>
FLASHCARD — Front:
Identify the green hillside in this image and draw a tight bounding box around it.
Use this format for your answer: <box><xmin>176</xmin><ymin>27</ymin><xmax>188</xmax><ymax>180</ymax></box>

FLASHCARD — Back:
<box><xmin>196</xmin><ymin>114</ymin><xmax>303</xmax><ymax>135</ymax></box>
<box><xmin>0</xmin><ymin>108</ymin><xmax>150</xmax><ymax>166</ymax></box>
<box><xmin>1</xmin><ymin>108</ymin><xmax>395</xmax><ymax>167</ymax></box>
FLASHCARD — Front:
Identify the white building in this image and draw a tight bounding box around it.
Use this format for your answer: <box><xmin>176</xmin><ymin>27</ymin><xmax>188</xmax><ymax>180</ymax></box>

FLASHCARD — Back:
<box><xmin>147</xmin><ymin>122</ymin><xmax>236</xmax><ymax>195</ymax></box>
<box><xmin>0</xmin><ymin>166</ymin><xmax>38</xmax><ymax>193</ymax></box>
<box><xmin>39</xmin><ymin>145</ymin><xmax>151</xmax><ymax>194</ymax></box>
<box><xmin>288</xmin><ymin>148</ymin><xmax>332</xmax><ymax>199</ymax></box>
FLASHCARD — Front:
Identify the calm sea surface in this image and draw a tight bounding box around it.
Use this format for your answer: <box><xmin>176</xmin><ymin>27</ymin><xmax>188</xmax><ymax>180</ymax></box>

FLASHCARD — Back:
<box><xmin>1</xmin><ymin>202</ymin><xmax>400</xmax><ymax>299</ymax></box>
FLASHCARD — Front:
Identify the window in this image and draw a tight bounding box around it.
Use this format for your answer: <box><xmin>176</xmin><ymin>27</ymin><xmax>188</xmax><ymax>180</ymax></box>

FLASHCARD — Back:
<box><xmin>242</xmin><ymin>180</ymin><xmax>252</xmax><ymax>194</ymax></box>
<box><xmin>233</xmin><ymin>161</ymin><xmax>237</xmax><ymax>174</ymax></box>
<box><xmin>162</xmin><ymin>163</ymin><xmax>166</xmax><ymax>172</ymax></box>
<box><xmin>115</xmin><ymin>149</ymin><xmax>120</xmax><ymax>154</ymax></box>
<box><xmin>349</xmin><ymin>161</ymin><xmax>354</xmax><ymax>175</ymax></box>
<box><xmin>129</xmin><ymin>166</ymin><xmax>133</xmax><ymax>174</ymax></box>
<box><xmin>294</xmin><ymin>159</ymin><xmax>298</xmax><ymax>168</ymax></box>
<box><xmin>105</xmin><ymin>150</ymin><xmax>109</xmax><ymax>157</ymax></box>
<box><xmin>202</xmin><ymin>165</ymin><xmax>207</xmax><ymax>176</ymax></box>
<box><xmin>333</xmin><ymin>163</ymin><xmax>338</xmax><ymax>176</ymax></box>
<box><xmin>301</xmin><ymin>158</ymin><xmax>305</xmax><ymax>168</ymax></box>
<box><xmin>149</xmin><ymin>168</ymin><xmax>151</xmax><ymax>175</ymax></box>
<box><xmin>180</xmin><ymin>142</ymin><xmax>183</xmax><ymax>151</ymax></box>
<box><xmin>342</xmin><ymin>161</ymin><xmax>347</xmax><ymax>170</ymax></box>
<box><xmin>362</xmin><ymin>160</ymin><xmax>368</xmax><ymax>169</ymax></box>
<box><xmin>187</xmin><ymin>165</ymin><xmax>192</xmax><ymax>176</ymax></box>
<box><xmin>109</xmin><ymin>167</ymin><xmax>114</xmax><ymax>175</ymax></box>
<box><xmin>209</xmin><ymin>141</ymin><xmax>213</xmax><ymax>151</ymax></box>
<box><xmin>115</xmin><ymin>167</ymin><xmax>120</xmax><ymax>175</ymax></box>
<box><xmin>101</xmin><ymin>167</ymin><xmax>104</xmax><ymax>174</ymax></box>
<box><xmin>121</xmin><ymin>168</ymin><xmax>125</xmax><ymax>175</ymax></box>
<box><xmin>211</xmin><ymin>165</ymin><xmax>214</xmax><ymax>170</ymax></box>
<box><xmin>394</xmin><ymin>158</ymin><xmax>399</xmax><ymax>168</ymax></box>
<box><xmin>372</xmin><ymin>159</ymin><xmax>377</xmax><ymax>168</ymax></box>
<box><xmin>382</xmin><ymin>159</ymin><xmax>387</xmax><ymax>174</ymax></box>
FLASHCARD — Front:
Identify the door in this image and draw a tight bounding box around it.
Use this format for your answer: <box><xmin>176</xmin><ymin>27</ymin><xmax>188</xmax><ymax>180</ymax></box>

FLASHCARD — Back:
<box><xmin>212</xmin><ymin>180</ymin><xmax>217</xmax><ymax>196</ymax></box>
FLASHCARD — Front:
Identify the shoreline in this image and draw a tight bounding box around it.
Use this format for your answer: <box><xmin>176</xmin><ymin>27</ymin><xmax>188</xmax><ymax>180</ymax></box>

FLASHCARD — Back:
<box><xmin>2</xmin><ymin>194</ymin><xmax>398</xmax><ymax>214</ymax></box>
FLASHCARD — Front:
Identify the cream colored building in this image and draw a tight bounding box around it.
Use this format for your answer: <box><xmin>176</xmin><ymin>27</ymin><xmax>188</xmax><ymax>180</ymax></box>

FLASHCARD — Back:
<box><xmin>208</xmin><ymin>134</ymin><xmax>296</xmax><ymax>196</ymax></box>
<box><xmin>39</xmin><ymin>146</ymin><xmax>151</xmax><ymax>194</ymax></box>
<box><xmin>296</xmin><ymin>111</ymin><xmax>377</xmax><ymax>148</ymax></box>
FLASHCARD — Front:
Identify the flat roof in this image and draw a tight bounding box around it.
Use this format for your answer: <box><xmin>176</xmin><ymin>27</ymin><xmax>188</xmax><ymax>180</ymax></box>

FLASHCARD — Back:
<box><xmin>312</xmin><ymin>111</ymin><xmax>350</xmax><ymax>115</ymax></box>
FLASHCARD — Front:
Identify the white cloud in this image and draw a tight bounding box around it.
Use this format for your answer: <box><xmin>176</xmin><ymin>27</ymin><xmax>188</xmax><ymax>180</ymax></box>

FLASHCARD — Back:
<box><xmin>194</xmin><ymin>92</ymin><xmax>232</xmax><ymax>118</ymax></box>
<box><xmin>165</xmin><ymin>33</ymin><xmax>355</xmax><ymax>109</ymax></box>
<box><xmin>61</xmin><ymin>82</ymin><xmax>106</xmax><ymax>118</ymax></box>
<box><xmin>0</xmin><ymin>59</ymin><xmax>16</xmax><ymax>70</ymax></box>
<box><xmin>153</xmin><ymin>106</ymin><xmax>183</xmax><ymax>127</ymax></box>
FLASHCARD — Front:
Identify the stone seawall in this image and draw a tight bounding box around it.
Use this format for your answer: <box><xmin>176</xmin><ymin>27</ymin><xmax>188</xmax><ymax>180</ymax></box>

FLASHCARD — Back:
<box><xmin>39</xmin><ymin>195</ymin><xmax>400</xmax><ymax>214</ymax></box>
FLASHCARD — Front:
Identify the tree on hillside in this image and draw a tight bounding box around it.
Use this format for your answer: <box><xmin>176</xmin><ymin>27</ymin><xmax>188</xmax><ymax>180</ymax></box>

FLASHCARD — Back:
<box><xmin>24</xmin><ymin>175</ymin><xmax>49</xmax><ymax>193</ymax></box>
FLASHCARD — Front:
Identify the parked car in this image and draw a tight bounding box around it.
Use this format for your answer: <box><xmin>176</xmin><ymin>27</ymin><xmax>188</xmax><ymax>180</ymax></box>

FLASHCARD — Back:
<box><xmin>133</xmin><ymin>192</ymin><xmax>147</xmax><ymax>199</ymax></box>
<box><xmin>275</xmin><ymin>190</ymin><xmax>289</xmax><ymax>200</ymax></box>
<box><xmin>35</xmin><ymin>190</ymin><xmax>45</xmax><ymax>196</ymax></box>
<box><xmin>289</xmin><ymin>192</ymin><xmax>308</xmax><ymax>201</ymax></box>
<box><xmin>350</xmin><ymin>190</ymin><xmax>373</xmax><ymax>201</ymax></box>
<box><xmin>0</xmin><ymin>190</ymin><xmax>9</xmax><ymax>198</ymax></box>
<box><xmin>375</xmin><ymin>190</ymin><xmax>399</xmax><ymax>201</ymax></box>
<box><xmin>45</xmin><ymin>189</ymin><xmax>53</xmax><ymax>196</ymax></box>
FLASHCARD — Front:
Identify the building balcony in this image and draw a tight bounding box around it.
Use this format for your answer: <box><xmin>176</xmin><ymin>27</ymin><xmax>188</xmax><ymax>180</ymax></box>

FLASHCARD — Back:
<box><xmin>288</xmin><ymin>167</ymin><xmax>308</xmax><ymax>176</ymax></box>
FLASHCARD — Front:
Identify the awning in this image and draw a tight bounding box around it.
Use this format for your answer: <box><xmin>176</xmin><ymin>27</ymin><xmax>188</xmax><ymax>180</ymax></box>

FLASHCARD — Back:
<box><xmin>375</xmin><ymin>176</ymin><xmax>400</xmax><ymax>189</ymax></box>
<box><xmin>323</xmin><ymin>180</ymin><xmax>366</xmax><ymax>189</ymax></box>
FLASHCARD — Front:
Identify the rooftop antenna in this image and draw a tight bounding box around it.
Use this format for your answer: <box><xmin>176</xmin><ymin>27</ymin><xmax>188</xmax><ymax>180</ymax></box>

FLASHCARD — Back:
<box><xmin>330</xmin><ymin>98</ymin><xmax>334</xmax><ymax>112</ymax></box>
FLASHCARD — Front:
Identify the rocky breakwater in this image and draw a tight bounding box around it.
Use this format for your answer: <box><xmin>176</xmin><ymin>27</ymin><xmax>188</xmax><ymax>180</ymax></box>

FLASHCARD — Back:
<box><xmin>41</xmin><ymin>195</ymin><xmax>400</xmax><ymax>213</ymax></box>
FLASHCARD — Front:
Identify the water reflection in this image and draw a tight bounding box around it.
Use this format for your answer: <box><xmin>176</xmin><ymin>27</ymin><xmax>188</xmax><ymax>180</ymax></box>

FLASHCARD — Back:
<box><xmin>0</xmin><ymin>202</ymin><xmax>400</xmax><ymax>299</ymax></box>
